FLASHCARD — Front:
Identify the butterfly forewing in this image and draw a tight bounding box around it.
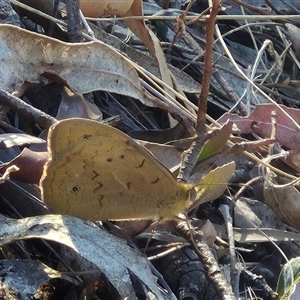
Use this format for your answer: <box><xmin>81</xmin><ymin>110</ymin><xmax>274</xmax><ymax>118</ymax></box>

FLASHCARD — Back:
<box><xmin>41</xmin><ymin>119</ymin><xmax>191</xmax><ymax>220</ymax></box>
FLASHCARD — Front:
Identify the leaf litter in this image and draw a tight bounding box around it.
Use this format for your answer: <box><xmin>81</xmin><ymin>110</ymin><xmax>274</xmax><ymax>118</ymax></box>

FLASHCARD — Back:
<box><xmin>0</xmin><ymin>0</ymin><xmax>300</xmax><ymax>299</ymax></box>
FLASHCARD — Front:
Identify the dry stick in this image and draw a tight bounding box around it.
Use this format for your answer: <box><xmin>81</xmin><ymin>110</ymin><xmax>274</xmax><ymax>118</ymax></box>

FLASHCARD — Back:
<box><xmin>66</xmin><ymin>0</ymin><xmax>82</xmax><ymax>43</ymax></box>
<box><xmin>0</xmin><ymin>89</ymin><xmax>57</xmax><ymax>129</ymax></box>
<box><xmin>175</xmin><ymin>220</ymin><xmax>235</xmax><ymax>300</ymax></box>
<box><xmin>85</xmin><ymin>14</ymin><xmax>300</xmax><ymax>22</ymax></box>
<box><xmin>239</xmin><ymin>266</ymin><xmax>278</xmax><ymax>300</ymax></box>
<box><xmin>219</xmin><ymin>204</ymin><xmax>239</xmax><ymax>298</ymax></box>
<box><xmin>232</xmin><ymin>176</ymin><xmax>261</xmax><ymax>202</ymax></box>
<box><xmin>178</xmin><ymin>1</ymin><xmax>235</xmax><ymax>299</ymax></box>
<box><xmin>177</xmin><ymin>0</ymin><xmax>219</xmax><ymax>183</ymax></box>
<box><xmin>231</xmin><ymin>0</ymin><xmax>272</xmax><ymax>14</ymax></box>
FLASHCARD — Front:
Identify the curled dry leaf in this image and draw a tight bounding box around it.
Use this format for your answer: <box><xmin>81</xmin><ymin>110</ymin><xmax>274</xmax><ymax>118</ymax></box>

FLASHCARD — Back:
<box><xmin>0</xmin><ymin>24</ymin><xmax>150</xmax><ymax>104</ymax></box>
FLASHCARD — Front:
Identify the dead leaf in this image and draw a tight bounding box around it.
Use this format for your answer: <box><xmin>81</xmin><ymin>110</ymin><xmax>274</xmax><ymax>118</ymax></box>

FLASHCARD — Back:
<box><xmin>20</xmin><ymin>0</ymin><xmax>175</xmax><ymax>95</ymax></box>
<box><xmin>0</xmin><ymin>24</ymin><xmax>149</xmax><ymax>105</ymax></box>
<box><xmin>81</xmin><ymin>0</ymin><xmax>174</xmax><ymax>93</ymax></box>
<box><xmin>56</xmin><ymin>87</ymin><xmax>102</xmax><ymax>120</ymax></box>
<box><xmin>264</xmin><ymin>179</ymin><xmax>300</xmax><ymax>230</ymax></box>
<box><xmin>0</xmin><ymin>133</ymin><xmax>44</xmax><ymax>149</ymax></box>
<box><xmin>217</xmin><ymin>103</ymin><xmax>300</xmax><ymax>150</ymax></box>
<box><xmin>193</xmin><ymin>219</ymin><xmax>217</xmax><ymax>247</ymax></box>
<box><xmin>91</xmin><ymin>22</ymin><xmax>200</xmax><ymax>95</ymax></box>
<box><xmin>234</xmin><ymin>197</ymin><xmax>286</xmax><ymax>229</ymax></box>
<box><xmin>141</xmin><ymin>141</ymin><xmax>184</xmax><ymax>171</ymax></box>
<box><xmin>189</xmin><ymin>161</ymin><xmax>236</xmax><ymax>211</ymax></box>
<box><xmin>283</xmin><ymin>149</ymin><xmax>300</xmax><ymax>173</ymax></box>
<box><xmin>285</xmin><ymin>23</ymin><xmax>300</xmax><ymax>59</ymax></box>
<box><xmin>0</xmin><ymin>214</ymin><xmax>170</xmax><ymax>299</ymax></box>
<box><xmin>0</xmin><ymin>148</ymin><xmax>48</xmax><ymax>184</ymax></box>
<box><xmin>80</xmin><ymin>0</ymin><xmax>132</xmax><ymax>16</ymax></box>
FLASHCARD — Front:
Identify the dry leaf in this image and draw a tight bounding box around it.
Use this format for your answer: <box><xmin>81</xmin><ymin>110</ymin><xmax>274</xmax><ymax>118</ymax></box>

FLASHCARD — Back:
<box><xmin>80</xmin><ymin>0</ymin><xmax>133</xmax><ymax>16</ymax></box>
<box><xmin>286</xmin><ymin>23</ymin><xmax>300</xmax><ymax>59</ymax></box>
<box><xmin>0</xmin><ymin>133</ymin><xmax>44</xmax><ymax>149</ymax></box>
<box><xmin>56</xmin><ymin>87</ymin><xmax>103</xmax><ymax>120</ymax></box>
<box><xmin>234</xmin><ymin>197</ymin><xmax>286</xmax><ymax>229</ymax></box>
<box><xmin>0</xmin><ymin>214</ymin><xmax>170</xmax><ymax>299</ymax></box>
<box><xmin>141</xmin><ymin>141</ymin><xmax>184</xmax><ymax>171</ymax></box>
<box><xmin>0</xmin><ymin>24</ymin><xmax>150</xmax><ymax>104</ymax></box>
<box><xmin>264</xmin><ymin>180</ymin><xmax>300</xmax><ymax>230</ymax></box>
<box><xmin>218</xmin><ymin>103</ymin><xmax>300</xmax><ymax>150</ymax></box>
<box><xmin>0</xmin><ymin>148</ymin><xmax>48</xmax><ymax>184</ymax></box>
<box><xmin>19</xmin><ymin>0</ymin><xmax>175</xmax><ymax>94</ymax></box>
<box><xmin>189</xmin><ymin>161</ymin><xmax>236</xmax><ymax>211</ymax></box>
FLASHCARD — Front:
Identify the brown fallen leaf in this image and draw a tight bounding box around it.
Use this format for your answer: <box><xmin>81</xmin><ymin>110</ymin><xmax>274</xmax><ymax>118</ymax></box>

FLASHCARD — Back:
<box><xmin>217</xmin><ymin>103</ymin><xmax>300</xmax><ymax>150</ymax></box>
<box><xmin>0</xmin><ymin>148</ymin><xmax>48</xmax><ymax>184</ymax></box>
<box><xmin>0</xmin><ymin>24</ymin><xmax>148</xmax><ymax>104</ymax></box>
<box><xmin>264</xmin><ymin>177</ymin><xmax>300</xmax><ymax>230</ymax></box>
<box><xmin>20</xmin><ymin>0</ymin><xmax>175</xmax><ymax>93</ymax></box>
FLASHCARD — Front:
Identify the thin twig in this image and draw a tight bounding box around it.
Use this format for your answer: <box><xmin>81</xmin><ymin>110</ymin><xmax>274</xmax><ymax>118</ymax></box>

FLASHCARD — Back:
<box><xmin>177</xmin><ymin>0</ymin><xmax>221</xmax><ymax>182</ymax></box>
<box><xmin>0</xmin><ymin>89</ymin><xmax>57</xmax><ymax>129</ymax></box>
<box><xmin>219</xmin><ymin>204</ymin><xmax>239</xmax><ymax>298</ymax></box>
<box><xmin>175</xmin><ymin>220</ymin><xmax>235</xmax><ymax>299</ymax></box>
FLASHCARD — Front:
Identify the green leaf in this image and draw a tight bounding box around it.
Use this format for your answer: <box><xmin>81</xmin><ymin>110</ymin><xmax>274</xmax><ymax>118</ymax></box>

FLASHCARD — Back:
<box><xmin>197</xmin><ymin>121</ymin><xmax>232</xmax><ymax>161</ymax></box>
<box><xmin>277</xmin><ymin>257</ymin><xmax>300</xmax><ymax>300</ymax></box>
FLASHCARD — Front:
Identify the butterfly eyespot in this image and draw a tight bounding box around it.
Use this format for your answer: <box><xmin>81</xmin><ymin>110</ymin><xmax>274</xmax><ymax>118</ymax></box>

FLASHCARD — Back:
<box><xmin>107</xmin><ymin>158</ymin><xmax>112</xmax><ymax>162</ymax></box>
<box><xmin>71</xmin><ymin>186</ymin><xmax>80</xmax><ymax>193</ymax></box>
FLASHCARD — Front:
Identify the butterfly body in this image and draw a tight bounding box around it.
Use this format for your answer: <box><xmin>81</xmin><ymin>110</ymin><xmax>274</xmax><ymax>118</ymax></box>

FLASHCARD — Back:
<box><xmin>41</xmin><ymin>118</ymin><xmax>192</xmax><ymax>221</ymax></box>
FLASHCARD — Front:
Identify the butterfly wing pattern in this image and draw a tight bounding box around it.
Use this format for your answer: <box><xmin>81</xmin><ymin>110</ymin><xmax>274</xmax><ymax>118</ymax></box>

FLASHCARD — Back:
<box><xmin>41</xmin><ymin>118</ymin><xmax>191</xmax><ymax>221</ymax></box>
